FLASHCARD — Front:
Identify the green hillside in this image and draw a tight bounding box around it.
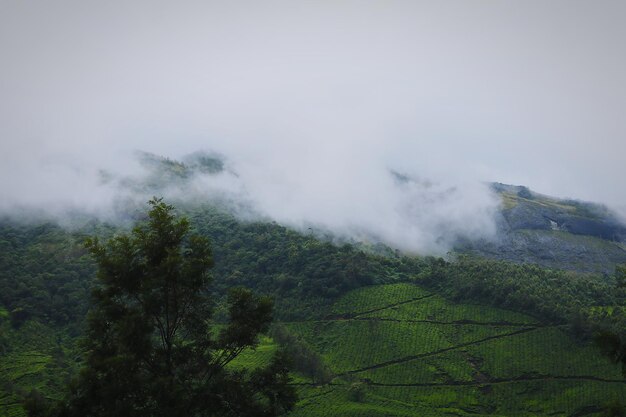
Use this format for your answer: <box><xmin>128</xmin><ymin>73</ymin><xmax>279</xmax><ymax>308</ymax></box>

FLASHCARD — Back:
<box><xmin>4</xmin><ymin>265</ymin><xmax>624</xmax><ymax>416</ymax></box>
<box><xmin>1</xmin><ymin>200</ymin><xmax>625</xmax><ymax>416</ymax></box>
<box><xmin>0</xmin><ymin>316</ymin><xmax>81</xmax><ymax>417</ymax></box>
<box><xmin>279</xmin><ymin>283</ymin><xmax>625</xmax><ymax>416</ymax></box>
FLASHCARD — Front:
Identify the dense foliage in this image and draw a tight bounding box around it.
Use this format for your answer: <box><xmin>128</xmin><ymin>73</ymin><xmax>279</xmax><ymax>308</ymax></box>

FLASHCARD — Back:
<box><xmin>0</xmin><ymin>221</ymin><xmax>99</xmax><ymax>327</ymax></box>
<box><xmin>269</xmin><ymin>324</ymin><xmax>333</xmax><ymax>384</ymax></box>
<box><xmin>185</xmin><ymin>205</ymin><xmax>424</xmax><ymax>319</ymax></box>
<box><xmin>417</xmin><ymin>255</ymin><xmax>624</xmax><ymax>327</ymax></box>
<box><xmin>0</xmin><ymin>205</ymin><xmax>424</xmax><ymax>328</ymax></box>
<box><xmin>593</xmin><ymin>265</ymin><xmax>626</xmax><ymax>377</ymax></box>
<box><xmin>2</xmin><ymin>201</ymin><xmax>626</xmax><ymax>416</ymax></box>
<box><xmin>40</xmin><ymin>199</ymin><xmax>295</xmax><ymax>417</ymax></box>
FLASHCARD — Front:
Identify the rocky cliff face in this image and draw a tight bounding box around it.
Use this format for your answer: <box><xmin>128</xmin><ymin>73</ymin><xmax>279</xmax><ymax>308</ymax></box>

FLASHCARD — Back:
<box><xmin>458</xmin><ymin>183</ymin><xmax>626</xmax><ymax>274</ymax></box>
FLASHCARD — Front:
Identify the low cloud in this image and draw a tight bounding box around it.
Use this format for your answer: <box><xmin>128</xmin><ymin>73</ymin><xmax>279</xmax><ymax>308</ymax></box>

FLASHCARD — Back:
<box><xmin>1</xmin><ymin>146</ymin><xmax>498</xmax><ymax>254</ymax></box>
<box><xmin>1</xmin><ymin>1</ymin><xmax>625</xmax><ymax>251</ymax></box>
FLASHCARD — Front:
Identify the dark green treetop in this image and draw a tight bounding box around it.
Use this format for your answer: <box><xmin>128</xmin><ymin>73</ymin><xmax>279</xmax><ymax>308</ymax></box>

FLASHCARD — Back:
<box><xmin>37</xmin><ymin>198</ymin><xmax>295</xmax><ymax>417</ymax></box>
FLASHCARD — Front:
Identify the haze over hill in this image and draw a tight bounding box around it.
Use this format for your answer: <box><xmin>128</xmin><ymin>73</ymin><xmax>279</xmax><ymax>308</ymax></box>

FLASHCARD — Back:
<box><xmin>2</xmin><ymin>1</ymin><xmax>626</xmax><ymax>250</ymax></box>
<box><xmin>3</xmin><ymin>3</ymin><xmax>626</xmax><ymax>416</ymax></box>
<box><xmin>0</xmin><ymin>150</ymin><xmax>499</xmax><ymax>254</ymax></box>
<box><xmin>4</xmin><ymin>149</ymin><xmax>626</xmax><ymax>273</ymax></box>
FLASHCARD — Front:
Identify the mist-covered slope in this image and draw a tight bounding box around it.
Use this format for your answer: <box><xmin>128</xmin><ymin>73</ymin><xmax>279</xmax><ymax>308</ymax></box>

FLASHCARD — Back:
<box><xmin>458</xmin><ymin>183</ymin><xmax>626</xmax><ymax>274</ymax></box>
<box><xmin>2</xmin><ymin>165</ymin><xmax>626</xmax><ymax>416</ymax></box>
<box><xmin>97</xmin><ymin>152</ymin><xmax>626</xmax><ymax>274</ymax></box>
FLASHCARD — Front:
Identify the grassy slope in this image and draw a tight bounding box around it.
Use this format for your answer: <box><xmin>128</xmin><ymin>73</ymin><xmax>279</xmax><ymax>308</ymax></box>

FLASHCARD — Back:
<box><xmin>2</xmin><ymin>283</ymin><xmax>624</xmax><ymax>416</ymax></box>
<box><xmin>282</xmin><ymin>283</ymin><xmax>625</xmax><ymax>417</ymax></box>
<box><xmin>0</xmin><ymin>317</ymin><xmax>81</xmax><ymax>417</ymax></box>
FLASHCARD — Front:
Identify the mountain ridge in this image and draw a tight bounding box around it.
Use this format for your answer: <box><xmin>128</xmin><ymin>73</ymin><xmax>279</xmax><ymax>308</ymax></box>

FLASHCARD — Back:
<box><xmin>97</xmin><ymin>151</ymin><xmax>626</xmax><ymax>274</ymax></box>
<box><xmin>457</xmin><ymin>182</ymin><xmax>626</xmax><ymax>274</ymax></box>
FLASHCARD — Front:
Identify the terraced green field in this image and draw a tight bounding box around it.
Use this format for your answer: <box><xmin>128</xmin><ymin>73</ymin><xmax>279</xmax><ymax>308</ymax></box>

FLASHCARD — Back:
<box><xmin>2</xmin><ymin>283</ymin><xmax>624</xmax><ymax>416</ymax></box>
<box><xmin>0</xmin><ymin>320</ymin><xmax>80</xmax><ymax>417</ymax></box>
<box><xmin>229</xmin><ymin>335</ymin><xmax>279</xmax><ymax>371</ymax></box>
<box><xmin>283</xmin><ymin>283</ymin><xmax>626</xmax><ymax>416</ymax></box>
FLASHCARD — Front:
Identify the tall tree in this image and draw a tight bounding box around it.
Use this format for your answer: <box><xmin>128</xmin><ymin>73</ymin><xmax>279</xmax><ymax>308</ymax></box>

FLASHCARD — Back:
<box><xmin>45</xmin><ymin>198</ymin><xmax>295</xmax><ymax>417</ymax></box>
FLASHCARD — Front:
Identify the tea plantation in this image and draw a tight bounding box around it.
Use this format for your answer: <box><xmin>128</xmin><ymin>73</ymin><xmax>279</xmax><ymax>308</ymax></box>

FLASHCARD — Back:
<box><xmin>2</xmin><ymin>283</ymin><xmax>625</xmax><ymax>417</ymax></box>
<box><xmin>274</xmin><ymin>283</ymin><xmax>626</xmax><ymax>416</ymax></box>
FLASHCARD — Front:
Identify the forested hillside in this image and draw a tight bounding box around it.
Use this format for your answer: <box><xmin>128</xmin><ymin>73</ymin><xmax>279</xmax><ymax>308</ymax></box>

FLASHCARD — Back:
<box><xmin>1</xmin><ymin>200</ymin><xmax>625</xmax><ymax>416</ymax></box>
<box><xmin>3</xmin><ymin>0</ymin><xmax>626</xmax><ymax>414</ymax></box>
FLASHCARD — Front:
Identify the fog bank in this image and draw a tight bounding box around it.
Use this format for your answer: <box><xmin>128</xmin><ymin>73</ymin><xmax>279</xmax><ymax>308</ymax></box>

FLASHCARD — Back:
<box><xmin>1</xmin><ymin>1</ymin><xmax>625</xmax><ymax>252</ymax></box>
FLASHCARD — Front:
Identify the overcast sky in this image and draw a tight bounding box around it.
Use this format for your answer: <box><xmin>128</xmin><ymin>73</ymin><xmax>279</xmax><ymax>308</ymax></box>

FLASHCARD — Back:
<box><xmin>1</xmin><ymin>1</ymin><xmax>625</xmax><ymax>250</ymax></box>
